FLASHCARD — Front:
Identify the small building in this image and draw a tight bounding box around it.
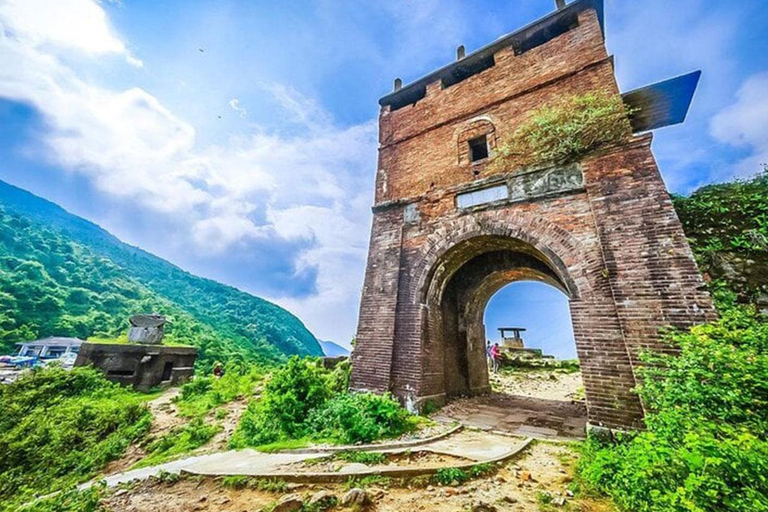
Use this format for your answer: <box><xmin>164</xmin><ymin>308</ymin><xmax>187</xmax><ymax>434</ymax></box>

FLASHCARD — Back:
<box><xmin>74</xmin><ymin>314</ymin><xmax>197</xmax><ymax>391</ymax></box>
<box><xmin>498</xmin><ymin>327</ymin><xmax>526</xmax><ymax>350</ymax></box>
<box><xmin>16</xmin><ymin>337</ymin><xmax>84</xmax><ymax>365</ymax></box>
<box><xmin>75</xmin><ymin>343</ymin><xmax>197</xmax><ymax>392</ymax></box>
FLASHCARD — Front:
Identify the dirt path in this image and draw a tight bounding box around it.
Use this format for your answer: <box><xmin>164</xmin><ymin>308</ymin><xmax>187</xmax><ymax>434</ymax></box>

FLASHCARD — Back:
<box><xmin>103</xmin><ymin>388</ymin><xmax>187</xmax><ymax>474</ymax></box>
<box><xmin>101</xmin><ymin>441</ymin><xmax>616</xmax><ymax>512</ymax></box>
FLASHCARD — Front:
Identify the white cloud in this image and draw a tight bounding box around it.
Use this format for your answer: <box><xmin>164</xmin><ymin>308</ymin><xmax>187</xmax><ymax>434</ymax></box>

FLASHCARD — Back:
<box><xmin>0</xmin><ymin>0</ymin><xmax>377</xmax><ymax>344</ymax></box>
<box><xmin>0</xmin><ymin>0</ymin><xmax>142</xmax><ymax>66</ymax></box>
<box><xmin>228</xmin><ymin>98</ymin><xmax>247</xmax><ymax>118</ymax></box>
<box><xmin>711</xmin><ymin>72</ymin><xmax>768</xmax><ymax>176</ymax></box>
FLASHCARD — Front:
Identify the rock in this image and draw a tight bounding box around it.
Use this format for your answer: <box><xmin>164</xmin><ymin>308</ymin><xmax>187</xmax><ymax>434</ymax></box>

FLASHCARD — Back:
<box><xmin>341</xmin><ymin>488</ymin><xmax>368</xmax><ymax>507</ymax></box>
<box><xmin>565</xmin><ymin>489</ymin><xmax>574</xmax><ymax>497</ymax></box>
<box><xmin>426</xmin><ymin>485</ymin><xmax>435</xmax><ymax>492</ymax></box>
<box><xmin>367</xmin><ymin>487</ymin><xmax>387</xmax><ymax>500</ymax></box>
<box><xmin>552</xmin><ymin>496</ymin><xmax>567</xmax><ymax>506</ymax></box>
<box><xmin>471</xmin><ymin>502</ymin><xmax>497</xmax><ymax>512</ymax></box>
<box><xmin>269</xmin><ymin>493</ymin><xmax>303</xmax><ymax>512</ymax></box>
<box><xmin>501</xmin><ymin>495</ymin><xmax>518</xmax><ymax>504</ymax></box>
<box><xmin>520</xmin><ymin>471</ymin><xmax>532</xmax><ymax>481</ymax></box>
<box><xmin>198</xmin><ymin>495</ymin><xmax>207</xmax><ymax>502</ymax></box>
<box><xmin>308</xmin><ymin>490</ymin><xmax>337</xmax><ymax>509</ymax></box>
<box><xmin>114</xmin><ymin>489</ymin><xmax>128</xmax><ymax>497</ymax></box>
<box><xmin>494</xmin><ymin>475</ymin><xmax>506</xmax><ymax>483</ymax></box>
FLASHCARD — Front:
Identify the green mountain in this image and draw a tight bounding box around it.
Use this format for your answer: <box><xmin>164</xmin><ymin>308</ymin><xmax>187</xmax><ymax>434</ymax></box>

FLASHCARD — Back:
<box><xmin>0</xmin><ymin>180</ymin><xmax>322</xmax><ymax>365</ymax></box>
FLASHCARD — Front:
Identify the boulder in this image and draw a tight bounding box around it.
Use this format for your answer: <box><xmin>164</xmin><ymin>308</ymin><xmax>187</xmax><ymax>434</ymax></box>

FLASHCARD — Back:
<box><xmin>268</xmin><ymin>493</ymin><xmax>303</xmax><ymax>512</ymax></box>
<box><xmin>308</xmin><ymin>490</ymin><xmax>337</xmax><ymax>509</ymax></box>
<box><xmin>341</xmin><ymin>488</ymin><xmax>368</xmax><ymax>507</ymax></box>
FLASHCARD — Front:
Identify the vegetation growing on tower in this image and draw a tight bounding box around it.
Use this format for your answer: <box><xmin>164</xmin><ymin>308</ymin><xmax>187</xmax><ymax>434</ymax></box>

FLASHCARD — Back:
<box><xmin>489</xmin><ymin>92</ymin><xmax>634</xmax><ymax>172</ymax></box>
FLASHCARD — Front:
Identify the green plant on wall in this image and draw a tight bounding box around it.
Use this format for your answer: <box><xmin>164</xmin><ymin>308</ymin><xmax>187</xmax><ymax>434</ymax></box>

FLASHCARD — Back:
<box><xmin>489</xmin><ymin>92</ymin><xmax>634</xmax><ymax>172</ymax></box>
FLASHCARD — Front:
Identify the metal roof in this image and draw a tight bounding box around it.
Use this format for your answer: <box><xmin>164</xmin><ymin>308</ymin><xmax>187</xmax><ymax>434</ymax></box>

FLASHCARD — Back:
<box><xmin>379</xmin><ymin>0</ymin><xmax>604</xmax><ymax>110</ymax></box>
<box><xmin>621</xmin><ymin>71</ymin><xmax>702</xmax><ymax>133</ymax></box>
<box><xmin>16</xmin><ymin>337</ymin><xmax>85</xmax><ymax>346</ymax></box>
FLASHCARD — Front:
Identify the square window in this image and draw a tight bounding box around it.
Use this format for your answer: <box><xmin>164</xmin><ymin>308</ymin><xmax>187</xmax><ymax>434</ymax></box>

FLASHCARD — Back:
<box><xmin>469</xmin><ymin>135</ymin><xmax>489</xmax><ymax>162</ymax></box>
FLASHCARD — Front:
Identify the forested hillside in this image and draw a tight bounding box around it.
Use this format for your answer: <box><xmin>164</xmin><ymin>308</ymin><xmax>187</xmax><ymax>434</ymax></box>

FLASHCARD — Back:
<box><xmin>673</xmin><ymin>169</ymin><xmax>768</xmax><ymax>308</ymax></box>
<box><xmin>0</xmin><ymin>180</ymin><xmax>321</xmax><ymax>365</ymax></box>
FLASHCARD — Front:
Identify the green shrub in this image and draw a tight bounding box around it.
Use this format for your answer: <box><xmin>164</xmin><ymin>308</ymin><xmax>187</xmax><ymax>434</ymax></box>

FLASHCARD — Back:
<box><xmin>25</xmin><ymin>482</ymin><xmax>107</xmax><ymax>512</ymax></box>
<box><xmin>434</xmin><ymin>467</ymin><xmax>468</xmax><ymax>486</ymax></box>
<box><xmin>230</xmin><ymin>357</ymin><xmax>333</xmax><ymax>446</ymax></box>
<box><xmin>490</xmin><ymin>92</ymin><xmax>633</xmax><ymax>171</ymax></box>
<box><xmin>230</xmin><ymin>357</ymin><xmax>414</xmax><ymax>448</ymax></box>
<box><xmin>0</xmin><ymin>367</ymin><xmax>151</xmax><ymax>512</ymax></box>
<box><xmin>577</xmin><ymin>290</ymin><xmax>768</xmax><ymax>512</ymax></box>
<box><xmin>308</xmin><ymin>392</ymin><xmax>415</xmax><ymax>444</ymax></box>
<box><xmin>175</xmin><ymin>364</ymin><xmax>264</xmax><ymax>418</ymax></box>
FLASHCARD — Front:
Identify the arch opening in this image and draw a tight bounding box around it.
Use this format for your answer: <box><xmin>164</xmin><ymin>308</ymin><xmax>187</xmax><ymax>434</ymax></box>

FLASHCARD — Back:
<box><xmin>422</xmin><ymin>235</ymin><xmax>575</xmax><ymax>397</ymax></box>
<box><xmin>420</xmin><ymin>235</ymin><xmax>588</xmax><ymax>437</ymax></box>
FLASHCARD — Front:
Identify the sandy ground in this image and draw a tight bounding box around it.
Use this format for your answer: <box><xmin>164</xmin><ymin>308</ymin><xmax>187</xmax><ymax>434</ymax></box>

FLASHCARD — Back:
<box><xmin>490</xmin><ymin>369</ymin><xmax>584</xmax><ymax>402</ymax></box>
<box><xmin>101</xmin><ymin>442</ymin><xmax>616</xmax><ymax>512</ymax></box>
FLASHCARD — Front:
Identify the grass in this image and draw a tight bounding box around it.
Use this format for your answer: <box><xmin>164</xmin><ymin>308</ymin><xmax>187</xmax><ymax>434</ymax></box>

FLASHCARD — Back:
<box><xmin>220</xmin><ymin>475</ymin><xmax>288</xmax><ymax>492</ymax></box>
<box><xmin>174</xmin><ymin>366</ymin><xmax>265</xmax><ymax>419</ymax></box>
<box><xmin>132</xmin><ymin>418</ymin><xmax>221</xmax><ymax>468</ymax></box>
<box><xmin>336</xmin><ymin>450</ymin><xmax>387</xmax><ymax>465</ymax></box>
<box><xmin>252</xmin><ymin>438</ymin><xmax>314</xmax><ymax>453</ymax></box>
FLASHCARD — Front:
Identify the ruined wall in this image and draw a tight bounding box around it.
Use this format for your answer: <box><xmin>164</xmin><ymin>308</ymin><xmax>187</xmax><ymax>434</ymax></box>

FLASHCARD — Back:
<box><xmin>351</xmin><ymin>6</ymin><xmax>714</xmax><ymax>430</ymax></box>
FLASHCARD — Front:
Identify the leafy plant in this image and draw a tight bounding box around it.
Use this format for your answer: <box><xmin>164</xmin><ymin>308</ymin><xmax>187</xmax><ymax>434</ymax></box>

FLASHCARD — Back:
<box><xmin>577</xmin><ymin>289</ymin><xmax>768</xmax><ymax>512</ymax></box>
<box><xmin>24</xmin><ymin>482</ymin><xmax>107</xmax><ymax>512</ymax></box>
<box><xmin>434</xmin><ymin>467</ymin><xmax>469</xmax><ymax>486</ymax></box>
<box><xmin>175</xmin><ymin>365</ymin><xmax>264</xmax><ymax>418</ymax></box>
<box><xmin>0</xmin><ymin>367</ymin><xmax>151</xmax><ymax>512</ymax></box>
<box><xmin>307</xmin><ymin>391</ymin><xmax>416</xmax><ymax>444</ymax></box>
<box><xmin>231</xmin><ymin>357</ymin><xmax>414</xmax><ymax>448</ymax></box>
<box><xmin>230</xmin><ymin>357</ymin><xmax>335</xmax><ymax>446</ymax></box>
<box><xmin>489</xmin><ymin>92</ymin><xmax>633</xmax><ymax>172</ymax></box>
<box><xmin>672</xmin><ymin>169</ymin><xmax>768</xmax><ymax>305</ymax></box>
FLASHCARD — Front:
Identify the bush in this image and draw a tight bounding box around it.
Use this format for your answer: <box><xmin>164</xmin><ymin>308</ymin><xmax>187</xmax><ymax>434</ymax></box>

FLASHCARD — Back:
<box><xmin>175</xmin><ymin>364</ymin><xmax>264</xmax><ymax>418</ymax></box>
<box><xmin>0</xmin><ymin>367</ymin><xmax>151</xmax><ymax>511</ymax></box>
<box><xmin>231</xmin><ymin>356</ymin><xmax>413</xmax><ymax>448</ymax></box>
<box><xmin>434</xmin><ymin>467</ymin><xmax>468</xmax><ymax>486</ymax></box>
<box><xmin>490</xmin><ymin>92</ymin><xmax>633</xmax><ymax>171</ymax></box>
<box><xmin>231</xmin><ymin>357</ymin><xmax>333</xmax><ymax>446</ymax></box>
<box><xmin>25</xmin><ymin>482</ymin><xmax>107</xmax><ymax>512</ymax></box>
<box><xmin>308</xmin><ymin>392</ymin><xmax>415</xmax><ymax>444</ymax></box>
<box><xmin>577</xmin><ymin>290</ymin><xmax>768</xmax><ymax>512</ymax></box>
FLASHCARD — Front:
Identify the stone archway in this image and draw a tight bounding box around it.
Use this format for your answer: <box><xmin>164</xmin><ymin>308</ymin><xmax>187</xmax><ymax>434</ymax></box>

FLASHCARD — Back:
<box><xmin>350</xmin><ymin>0</ymin><xmax>715</xmax><ymax>432</ymax></box>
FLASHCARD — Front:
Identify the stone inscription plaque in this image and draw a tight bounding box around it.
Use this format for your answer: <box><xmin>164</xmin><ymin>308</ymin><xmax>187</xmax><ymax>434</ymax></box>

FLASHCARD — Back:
<box><xmin>508</xmin><ymin>163</ymin><xmax>584</xmax><ymax>202</ymax></box>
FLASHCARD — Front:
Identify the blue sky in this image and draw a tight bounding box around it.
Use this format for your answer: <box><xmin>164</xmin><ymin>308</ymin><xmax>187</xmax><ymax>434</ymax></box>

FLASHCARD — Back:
<box><xmin>0</xmin><ymin>0</ymin><xmax>766</xmax><ymax>351</ymax></box>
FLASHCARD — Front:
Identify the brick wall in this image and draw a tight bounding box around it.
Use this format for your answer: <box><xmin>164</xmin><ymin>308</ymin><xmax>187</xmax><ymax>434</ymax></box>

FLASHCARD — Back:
<box><xmin>350</xmin><ymin>5</ymin><xmax>714</xmax><ymax>430</ymax></box>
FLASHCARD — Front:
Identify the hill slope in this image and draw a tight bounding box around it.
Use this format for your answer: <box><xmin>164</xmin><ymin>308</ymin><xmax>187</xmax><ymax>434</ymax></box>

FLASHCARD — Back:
<box><xmin>0</xmin><ymin>180</ymin><xmax>322</xmax><ymax>364</ymax></box>
<box><xmin>673</xmin><ymin>170</ymin><xmax>768</xmax><ymax>311</ymax></box>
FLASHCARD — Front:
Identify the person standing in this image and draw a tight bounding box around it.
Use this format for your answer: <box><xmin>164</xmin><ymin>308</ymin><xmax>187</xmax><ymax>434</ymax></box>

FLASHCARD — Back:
<box><xmin>490</xmin><ymin>342</ymin><xmax>501</xmax><ymax>373</ymax></box>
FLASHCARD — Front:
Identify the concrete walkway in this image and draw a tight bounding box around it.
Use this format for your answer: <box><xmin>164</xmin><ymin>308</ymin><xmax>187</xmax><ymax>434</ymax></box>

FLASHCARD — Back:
<box><xmin>435</xmin><ymin>393</ymin><xmax>587</xmax><ymax>440</ymax></box>
<box><xmin>86</xmin><ymin>429</ymin><xmax>531</xmax><ymax>488</ymax></box>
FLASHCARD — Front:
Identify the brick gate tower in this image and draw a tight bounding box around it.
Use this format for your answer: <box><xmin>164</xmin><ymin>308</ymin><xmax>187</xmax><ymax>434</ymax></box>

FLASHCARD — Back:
<box><xmin>350</xmin><ymin>0</ymin><xmax>715</xmax><ymax>430</ymax></box>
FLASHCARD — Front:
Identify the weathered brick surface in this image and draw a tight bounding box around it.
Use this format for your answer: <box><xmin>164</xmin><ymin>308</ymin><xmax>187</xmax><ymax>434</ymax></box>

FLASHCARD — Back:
<box><xmin>350</xmin><ymin>6</ymin><xmax>714</xmax><ymax>429</ymax></box>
